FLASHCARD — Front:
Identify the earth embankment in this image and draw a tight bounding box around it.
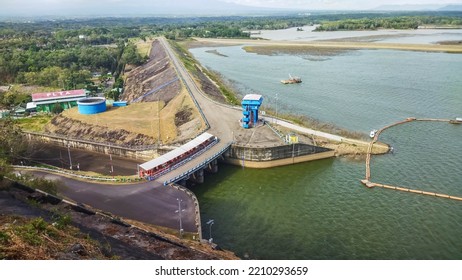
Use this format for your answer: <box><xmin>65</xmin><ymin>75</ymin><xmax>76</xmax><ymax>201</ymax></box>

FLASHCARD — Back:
<box><xmin>122</xmin><ymin>39</ymin><xmax>181</xmax><ymax>103</ymax></box>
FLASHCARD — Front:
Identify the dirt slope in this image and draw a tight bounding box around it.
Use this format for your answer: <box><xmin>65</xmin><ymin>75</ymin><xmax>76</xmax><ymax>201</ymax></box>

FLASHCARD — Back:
<box><xmin>45</xmin><ymin>114</ymin><xmax>155</xmax><ymax>147</ymax></box>
<box><xmin>0</xmin><ymin>182</ymin><xmax>238</xmax><ymax>260</ymax></box>
<box><xmin>122</xmin><ymin>39</ymin><xmax>181</xmax><ymax>103</ymax></box>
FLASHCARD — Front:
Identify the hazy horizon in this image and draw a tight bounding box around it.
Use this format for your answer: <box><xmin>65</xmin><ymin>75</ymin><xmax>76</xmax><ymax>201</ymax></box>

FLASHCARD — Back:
<box><xmin>1</xmin><ymin>0</ymin><xmax>461</xmax><ymax>17</ymax></box>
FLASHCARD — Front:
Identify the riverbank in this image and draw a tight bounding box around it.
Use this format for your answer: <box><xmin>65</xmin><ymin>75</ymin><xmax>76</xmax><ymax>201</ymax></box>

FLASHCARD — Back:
<box><xmin>191</xmin><ymin>37</ymin><xmax>462</xmax><ymax>53</ymax></box>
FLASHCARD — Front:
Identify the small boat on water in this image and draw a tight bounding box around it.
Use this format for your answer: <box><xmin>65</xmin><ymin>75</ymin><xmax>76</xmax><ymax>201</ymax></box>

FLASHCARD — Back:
<box><xmin>370</xmin><ymin>129</ymin><xmax>378</xmax><ymax>138</ymax></box>
<box><xmin>281</xmin><ymin>74</ymin><xmax>302</xmax><ymax>84</ymax></box>
<box><xmin>449</xmin><ymin>117</ymin><xmax>462</xmax><ymax>124</ymax></box>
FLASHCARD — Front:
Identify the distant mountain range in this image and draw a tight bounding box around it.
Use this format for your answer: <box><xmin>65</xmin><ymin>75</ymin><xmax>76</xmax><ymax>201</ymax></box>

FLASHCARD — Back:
<box><xmin>374</xmin><ymin>4</ymin><xmax>462</xmax><ymax>11</ymax></box>
<box><xmin>0</xmin><ymin>0</ymin><xmax>279</xmax><ymax>17</ymax></box>
<box><xmin>1</xmin><ymin>0</ymin><xmax>461</xmax><ymax>18</ymax></box>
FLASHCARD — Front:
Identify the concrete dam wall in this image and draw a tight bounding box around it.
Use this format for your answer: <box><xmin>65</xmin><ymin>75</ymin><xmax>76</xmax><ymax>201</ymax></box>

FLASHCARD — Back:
<box><xmin>25</xmin><ymin>132</ymin><xmax>165</xmax><ymax>161</ymax></box>
<box><xmin>226</xmin><ymin>143</ymin><xmax>335</xmax><ymax>168</ymax></box>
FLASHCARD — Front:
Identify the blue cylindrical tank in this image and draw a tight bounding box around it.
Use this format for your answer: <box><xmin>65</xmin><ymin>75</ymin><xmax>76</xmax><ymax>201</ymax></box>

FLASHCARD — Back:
<box><xmin>77</xmin><ymin>97</ymin><xmax>107</xmax><ymax>115</ymax></box>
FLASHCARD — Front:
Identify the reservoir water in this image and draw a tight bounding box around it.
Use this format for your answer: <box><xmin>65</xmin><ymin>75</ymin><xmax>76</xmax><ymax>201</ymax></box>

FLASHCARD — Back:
<box><xmin>189</xmin><ymin>39</ymin><xmax>462</xmax><ymax>259</ymax></box>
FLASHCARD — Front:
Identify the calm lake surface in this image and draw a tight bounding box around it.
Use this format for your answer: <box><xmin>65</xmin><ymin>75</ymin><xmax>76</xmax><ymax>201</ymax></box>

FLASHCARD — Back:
<box><xmin>189</xmin><ymin>34</ymin><xmax>462</xmax><ymax>259</ymax></box>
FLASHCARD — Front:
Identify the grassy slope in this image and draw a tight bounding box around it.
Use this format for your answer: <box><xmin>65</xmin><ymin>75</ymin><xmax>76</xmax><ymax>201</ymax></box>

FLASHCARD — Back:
<box><xmin>59</xmin><ymin>88</ymin><xmax>203</xmax><ymax>144</ymax></box>
<box><xmin>0</xmin><ymin>215</ymin><xmax>110</xmax><ymax>260</ymax></box>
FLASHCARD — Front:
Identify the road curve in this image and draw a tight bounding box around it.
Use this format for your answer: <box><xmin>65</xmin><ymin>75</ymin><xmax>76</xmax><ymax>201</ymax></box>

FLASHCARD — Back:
<box><xmin>25</xmin><ymin>171</ymin><xmax>197</xmax><ymax>232</ymax></box>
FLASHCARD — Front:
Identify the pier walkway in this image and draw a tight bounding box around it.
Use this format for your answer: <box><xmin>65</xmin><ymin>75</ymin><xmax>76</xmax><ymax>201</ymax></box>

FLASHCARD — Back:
<box><xmin>362</xmin><ymin>117</ymin><xmax>462</xmax><ymax>201</ymax></box>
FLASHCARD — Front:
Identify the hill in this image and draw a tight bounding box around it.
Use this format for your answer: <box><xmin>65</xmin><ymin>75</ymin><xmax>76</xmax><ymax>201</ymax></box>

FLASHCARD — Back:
<box><xmin>44</xmin><ymin>39</ymin><xmax>206</xmax><ymax>146</ymax></box>
<box><xmin>439</xmin><ymin>4</ymin><xmax>462</xmax><ymax>11</ymax></box>
<box><xmin>374</xmin><ymin>4</ymin><xmax>462</xmax><ymax>11</ymax></box>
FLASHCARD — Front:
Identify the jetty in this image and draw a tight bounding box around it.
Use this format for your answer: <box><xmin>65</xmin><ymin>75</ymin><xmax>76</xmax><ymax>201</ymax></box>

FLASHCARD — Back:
<box><xmin>361</xmin><ymin>117</ymin><xmax>462</xmax><ymax>202</ymax></box>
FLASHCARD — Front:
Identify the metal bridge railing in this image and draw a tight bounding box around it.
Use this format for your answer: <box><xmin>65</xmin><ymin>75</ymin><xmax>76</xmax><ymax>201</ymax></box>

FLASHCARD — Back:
<box><xmin>163</xmin><ymin>142</ymin><xmax>232</xmax><ymax>186</ymax></box>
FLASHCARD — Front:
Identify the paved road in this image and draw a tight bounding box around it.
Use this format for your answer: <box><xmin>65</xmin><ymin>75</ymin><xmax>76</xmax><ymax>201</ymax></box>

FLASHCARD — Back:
<box><xmin>29</xmin><ymin>143</ymin><xmax>141</xmax><ymax>176</ymax></box>
<box><xmin>154</xmin><ymin>37</ymin><xmax>243</xmax><ymax>185</ymax></box>
<box><xmin>26</xmin><ymin>171</ymin><xmax>197</xmax><ymax>232</ymax></box>
<box><xmin>263</xmin><ymin>116</ymin><xmax>372</xmax><ymax>146</ymax></box>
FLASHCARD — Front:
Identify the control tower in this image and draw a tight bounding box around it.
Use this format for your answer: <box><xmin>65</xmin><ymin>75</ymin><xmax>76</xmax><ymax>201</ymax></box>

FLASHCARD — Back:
<box><xmin>241</xmin><ymin>94</ymin><xmax>263</xmax><ymax>129</ymax></box>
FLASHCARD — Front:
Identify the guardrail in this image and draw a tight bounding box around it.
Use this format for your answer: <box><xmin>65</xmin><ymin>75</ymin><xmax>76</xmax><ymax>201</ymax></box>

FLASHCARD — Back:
<box><xmin>163</xmin><ymin>142</ymin><xmax>232</xmax><ymax>186</ymax></box>
<box><xmin>12</xmin><ymin>165</ymin><xmax>145</xmax><ymax>183</ymax></box>
<box><xmin>265</xmin><ymin>121</ymin><xmax>287</xmax><ymax>143</ymax></box>
<box><xmin>169</xmin><ymin>183</ymin><xmax>203</xmax><ymax>239</ymax></box>
<box><xmin>145</xmin><ymin>139</ymin><xmax>219</xmax><ymax>181</ymax></box>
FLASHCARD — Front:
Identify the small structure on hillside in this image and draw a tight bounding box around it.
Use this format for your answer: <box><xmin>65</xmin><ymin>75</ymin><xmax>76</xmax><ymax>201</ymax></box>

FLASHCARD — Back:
<box><xmin>30</xmin><ymin>89</ymin><xmax>86</xmax><ymax>113</ymax></box>
<box><xmin>77</xmin><ymin>97</ymin><xmax>107</xmax><ymax>115</ymax></box>
<box><xmin>286</xmin><ymin>133</ymin><xmax>299</xmax><ymax>144</ymax></box>
<box><xmin>241</xmin><ymin>94</ymin><xmax>263</xmax><ymax>129</ymax></box>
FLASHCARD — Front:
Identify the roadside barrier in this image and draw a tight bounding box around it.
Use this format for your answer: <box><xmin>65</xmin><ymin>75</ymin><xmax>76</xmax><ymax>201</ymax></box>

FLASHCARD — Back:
<box><xmin>163</xmin><ymin>142</ymin><xmax>232</xmax><ymax>186</ymax></box>
<box><xmin>12</xmin><ymin>165</ymin><xmax>143</xmax><ymax>183</ymax></box>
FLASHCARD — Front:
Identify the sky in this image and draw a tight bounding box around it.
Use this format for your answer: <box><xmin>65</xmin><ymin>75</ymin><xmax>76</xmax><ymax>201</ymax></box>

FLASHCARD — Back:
<box><xmin>1</xmin><ymin>0</ymin><xmax>461</xmax><ymax>16</ymax></box>
<box><xmin>224</xmin><ymin>0</ymin><xmax>460</xmax><ymax>9</ymax></box>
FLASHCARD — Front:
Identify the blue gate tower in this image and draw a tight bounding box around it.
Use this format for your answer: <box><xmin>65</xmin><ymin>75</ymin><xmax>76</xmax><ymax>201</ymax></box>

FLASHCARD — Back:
<box><xmin>241</xmin><ymin>94</ymin><xmax>263</xmax><ymax>128</ymax></box>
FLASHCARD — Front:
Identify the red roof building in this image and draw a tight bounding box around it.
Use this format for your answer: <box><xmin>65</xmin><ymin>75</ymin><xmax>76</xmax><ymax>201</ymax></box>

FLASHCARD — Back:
<box><xmin>30</xmin><ymin>89</ymin><xmax>87</xmax><ymax>113</ymax></box>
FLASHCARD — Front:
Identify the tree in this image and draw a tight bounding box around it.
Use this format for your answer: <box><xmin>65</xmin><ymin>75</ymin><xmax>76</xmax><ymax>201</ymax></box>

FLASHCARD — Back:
<box><xmin>0</xmin><ymin>118</ymin><xmax>26</xmax><ymax>165</ymax></box>
<box><xmin>120</xmin><ymin>43</ymin><xmax>145</xmax><ymax>66</ymax></box>
<box><xmin>51</xmin><ymin>102</ymin><xmax>64</xmax><ymax>114</ymax></box>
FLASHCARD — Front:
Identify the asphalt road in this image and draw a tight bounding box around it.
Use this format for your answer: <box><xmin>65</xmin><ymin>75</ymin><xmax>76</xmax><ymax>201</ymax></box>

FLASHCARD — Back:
<box><xmin>28</xmin><ymin>143</ymin><xmax>142</xmax><ymax>176</ymax></box>
<box><xmin>27</xmin><ymin>171</ymin><xmax>197</xmax><ymax>232</ymax></box>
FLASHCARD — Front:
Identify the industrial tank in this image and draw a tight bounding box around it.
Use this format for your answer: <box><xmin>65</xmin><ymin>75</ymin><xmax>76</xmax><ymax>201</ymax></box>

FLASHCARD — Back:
<box><xmin>77</xmin><ymin>97</ymin><xmax>107</xmax><ymax>115</ymax></box>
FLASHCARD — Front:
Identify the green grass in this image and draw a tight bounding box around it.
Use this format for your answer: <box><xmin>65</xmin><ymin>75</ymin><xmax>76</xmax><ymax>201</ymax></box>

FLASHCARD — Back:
<box><xmin>172</xmin><ymin>39</ymin><xmax>240</xmax><ymax>105</ymax></box>
<box><xmin>17</xmin><ymin>114</ymin><xmax>53</xmax><ymax>132</ymax></box>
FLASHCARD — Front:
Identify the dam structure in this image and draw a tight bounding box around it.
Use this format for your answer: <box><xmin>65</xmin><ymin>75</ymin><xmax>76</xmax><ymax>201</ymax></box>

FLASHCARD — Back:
<box><xmin>143</xmin><ymin>37</ymin><xmax>335</xmax><ymax>187</ymax></box>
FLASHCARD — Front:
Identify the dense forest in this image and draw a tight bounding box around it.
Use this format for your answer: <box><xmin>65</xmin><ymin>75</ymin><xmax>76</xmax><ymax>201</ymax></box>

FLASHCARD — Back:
<box><xmin>315</xmin><ymin>15</ymin><xmax>462</xmax><ymax>31</ymax></box>
<box><xmin>0</xmin><ymin>11</ymin><xmax>461</xmax><ymax>108</ymax></box>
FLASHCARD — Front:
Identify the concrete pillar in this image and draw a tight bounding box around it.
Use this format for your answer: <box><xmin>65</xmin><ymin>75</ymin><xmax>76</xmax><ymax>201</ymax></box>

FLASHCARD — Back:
<box><xmin>207</xmin><ymin>159</ymin><xmax>218</xmax><ymax>173</ymax></box>
<box><xmin>192</xmin><ymin>169</ymin><xmax>204</xmax><ymax>184</ymax></box>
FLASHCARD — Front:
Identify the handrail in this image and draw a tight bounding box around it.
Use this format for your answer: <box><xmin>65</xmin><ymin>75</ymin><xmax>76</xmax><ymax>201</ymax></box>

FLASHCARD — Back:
<box><xmin>145</xmin><ymin>139</ymin><xmax>219</xmax><ymax>181</ymax></box>
<box><xmin>163</xmin><ymin>142</ymin><xmax>232</xmax><ymax>186</ymax></box>
<box><xmin>13</xmin><ymin>165</ymin><xmax>119</xmax><ymax>182</ymax></box>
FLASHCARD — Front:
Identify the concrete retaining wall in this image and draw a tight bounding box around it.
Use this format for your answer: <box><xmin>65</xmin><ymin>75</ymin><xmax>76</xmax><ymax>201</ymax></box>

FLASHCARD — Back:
<box><xmin>225</xmin><ymin>143</ymin><xmax>335</xmax><ymax>168</ymax></box>
<box><xmin>25</xmin><ymin>132</ymin><xmax>167</xmax><ymax>161</ymax></box>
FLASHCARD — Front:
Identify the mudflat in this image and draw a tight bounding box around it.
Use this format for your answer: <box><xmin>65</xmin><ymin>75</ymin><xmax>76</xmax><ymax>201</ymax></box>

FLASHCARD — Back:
<box><xmin>192</xmin><ymin>37</ymin><xmax>462</xmax><ymax>53</ymax></box>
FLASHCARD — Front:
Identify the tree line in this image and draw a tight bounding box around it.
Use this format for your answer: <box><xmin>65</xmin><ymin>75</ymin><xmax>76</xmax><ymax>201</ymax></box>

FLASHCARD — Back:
<box><xmin>1</xmin><ymin>12</ymin><xmax>461</xmax><ymax>99</ymax></box>
<box><xmin>315</xmin><ymin>15</ymin><xmax>462</xmax><ymax>31</ymax></box>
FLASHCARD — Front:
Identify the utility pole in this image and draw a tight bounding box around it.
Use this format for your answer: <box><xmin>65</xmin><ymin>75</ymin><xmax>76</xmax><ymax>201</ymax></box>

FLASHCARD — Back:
<box><xmin>110</xmin><ymin>154</ymin><xmax>114</xmax><ymax>177</ymax></box>
<box><xmin>175</xmin><ymin>198</ymin><xmax>185</xmax><ymax>238</ymax></box>
<box><xmin>158</xmin><ymin>95</ymin><xmax>161</xmax><ymax>145</ymax></box>
<box><xmin>67</xmin><ymin>143</ymin><xmax>72</xmax><ymax>170</ymax></box>
<box><xmin>275</xmin><ymin>93</ymin><xmax>278</xmax><ymax>124</ymax></box>
<box><xmin>206</xmin><ymin>219</ymin><xmax>214</xmax><ymax>243</ymax></box>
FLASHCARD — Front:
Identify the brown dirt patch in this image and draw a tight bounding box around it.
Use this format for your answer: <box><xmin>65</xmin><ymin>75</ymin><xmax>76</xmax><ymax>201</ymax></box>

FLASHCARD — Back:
<box><xmin>122</xmin><ymin>39</ymin><xmax>182</xmax><ymax>104</ymax></box>
<box><xmin>244</xmin><ymin>45</ymin><xmax>354</xmax><ymax>57</ymax></box>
